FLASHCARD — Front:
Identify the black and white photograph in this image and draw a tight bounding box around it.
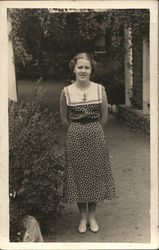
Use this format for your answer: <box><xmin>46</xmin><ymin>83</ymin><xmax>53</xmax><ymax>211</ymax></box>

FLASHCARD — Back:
<box><xmin>0</xmin><ymin>0</ymin><xmax>158</xmax><ymax>249</ymax></box>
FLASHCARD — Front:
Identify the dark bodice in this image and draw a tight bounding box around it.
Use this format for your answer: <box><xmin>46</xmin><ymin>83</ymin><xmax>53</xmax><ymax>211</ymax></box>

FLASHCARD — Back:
<box><xmin>68</xmin><ymin>104</ymin><xmax>101</xmax><ymax>122</ymax></box>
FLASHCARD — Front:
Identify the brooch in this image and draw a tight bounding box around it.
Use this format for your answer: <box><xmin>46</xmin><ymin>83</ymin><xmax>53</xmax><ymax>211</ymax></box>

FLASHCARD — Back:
<box><xmin>82</xmin><ymin>93</ymin><xmax>87</xmax><ymax>101</ymax></box>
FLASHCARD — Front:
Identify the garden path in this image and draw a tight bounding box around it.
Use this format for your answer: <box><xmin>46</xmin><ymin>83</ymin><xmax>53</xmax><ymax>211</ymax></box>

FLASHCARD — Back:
<box><xmin>17</xmin><ymin>79</ymin><xmax>150</xmax><ymax>243</ymax></box>
<box><xmin>44</xmin><ymin>116</ymin><xmax>150</xmax><ymax>243</ymax></box>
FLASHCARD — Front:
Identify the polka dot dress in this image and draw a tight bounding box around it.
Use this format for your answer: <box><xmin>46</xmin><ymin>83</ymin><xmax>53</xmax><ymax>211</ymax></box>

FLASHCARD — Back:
<box><xmin>63</xmin><ymin>104</ymin><xmax>116</xmax><ymax>203</ymax></box>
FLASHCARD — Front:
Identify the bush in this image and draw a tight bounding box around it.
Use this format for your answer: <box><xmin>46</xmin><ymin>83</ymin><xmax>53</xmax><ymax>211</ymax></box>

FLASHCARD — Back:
<box><xmin>115</xmin><ymin>105</ymin><xmax>150</xmax><ymax>135</ymax></box>
<box><xmin>92</xmin><ymin>52</ymin><xmax>125</xmax><ymax>105</ymax></box>
<box><xmin>16</xmin><ymin>52</ymin><xmax>71</xmax><ymax>80</ymax></box>
<box><xmin>9</xmin><ymin>87</ymin><xmax>64</xmax><ymax>241</ymax></box>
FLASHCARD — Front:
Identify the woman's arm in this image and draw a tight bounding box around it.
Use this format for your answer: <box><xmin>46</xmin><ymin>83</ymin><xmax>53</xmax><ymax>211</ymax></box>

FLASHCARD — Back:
<box><xmin>100</xmin><ymin>87</ymin><xmax>108</xmax><ymax>128</ymax></box>
<box><xmin>60</xmin><ymin>89</ymin><xmax>69</xmax><ymax>130</ymax></box>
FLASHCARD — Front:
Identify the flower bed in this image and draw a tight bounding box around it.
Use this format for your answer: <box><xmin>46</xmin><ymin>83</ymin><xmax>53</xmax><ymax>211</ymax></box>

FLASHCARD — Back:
<box><xmin>114</xmin><ymin>105</ymin><xmax>150</xmax><ymax>135</ymax></box>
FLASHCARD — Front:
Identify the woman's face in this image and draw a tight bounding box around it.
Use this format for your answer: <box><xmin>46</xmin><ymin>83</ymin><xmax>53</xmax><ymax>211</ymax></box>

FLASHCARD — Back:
<box><xmin>73</xmin><ymin>58</ymin><xmax>92</xmax><ymax>83</ymax></box>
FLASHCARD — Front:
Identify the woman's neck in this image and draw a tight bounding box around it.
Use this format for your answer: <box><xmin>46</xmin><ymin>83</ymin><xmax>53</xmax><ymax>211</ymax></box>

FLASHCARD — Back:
<box><xmin>75</xmin><ymin>80</ymin><xmax>91</xmax><ymax>90</ymax></box>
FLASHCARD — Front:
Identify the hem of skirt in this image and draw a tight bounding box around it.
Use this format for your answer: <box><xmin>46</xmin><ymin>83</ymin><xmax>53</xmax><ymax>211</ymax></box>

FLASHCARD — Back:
<box><xmin>63</xmin><ymin>195</ymin><xmax>118</xmax><ymax>203</ymax></box>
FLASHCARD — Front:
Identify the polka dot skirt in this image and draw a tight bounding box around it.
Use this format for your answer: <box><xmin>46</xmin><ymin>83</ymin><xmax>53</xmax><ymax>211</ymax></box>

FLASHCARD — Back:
<box><xmin>63</xmin><ymin>104</ymin><xmax>116</xmax><ymax>203</ymax></box>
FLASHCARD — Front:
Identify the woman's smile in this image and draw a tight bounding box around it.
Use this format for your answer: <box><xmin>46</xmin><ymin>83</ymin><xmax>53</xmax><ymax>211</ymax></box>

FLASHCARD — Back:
<box><xmin>79</xmin><ymin>74</ymin><xmax>87</xmax><ymax>78</ymax></box>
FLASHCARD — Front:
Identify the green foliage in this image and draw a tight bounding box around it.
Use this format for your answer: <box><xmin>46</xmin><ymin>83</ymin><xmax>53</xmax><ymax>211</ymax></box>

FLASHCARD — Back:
<box><xmin>9</xmin><ymin>87</ymin><xmax>64</xmax><ymax>240</ymax></box>
<box><xmin>8</xmin><ymin>8</ymin><xmax>149</xmax><ymax>77</ymax></box>
<box><xmin>115</xmin><ymin>105</ymin><xmax>150</xmax><ymax>135</ymax></box>
<box><xmin>93</xmin><ymin>49</ymin><xmax>125</xmax><ymax>104</ymax></box>
<box><xmin>8</xmin><ymin>9</ymin><xmax>149</xmax><ymax>106</ymax></box>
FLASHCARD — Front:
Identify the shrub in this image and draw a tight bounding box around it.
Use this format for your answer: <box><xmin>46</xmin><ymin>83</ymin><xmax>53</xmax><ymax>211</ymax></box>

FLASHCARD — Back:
<box><xmin>92</xmin><ymin>52</ymin><xmax>125</xmax><ymax>105</ymax></box>
<box><xmin>114</xmin><ymin>105</ymin><xmax>150</xmax><ymax>135</ymax></box>
<box><xmin>9</xmin><ymin>87</ymin><xmax>64</xmax><ymax>241</ymax></box>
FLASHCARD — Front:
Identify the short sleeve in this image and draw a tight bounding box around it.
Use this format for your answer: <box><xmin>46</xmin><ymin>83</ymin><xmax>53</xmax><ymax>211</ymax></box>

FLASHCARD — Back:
<box><xmin>101</xmin><ymin>85</ymin><xmax>105</xmax><ymax>91</ymax></box>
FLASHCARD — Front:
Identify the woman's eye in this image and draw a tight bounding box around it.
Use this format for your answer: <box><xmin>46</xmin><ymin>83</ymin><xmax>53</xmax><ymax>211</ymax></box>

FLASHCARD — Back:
<box><xmin>77</xmin><ymin>66</ymin><xmax>90</xmax><ymax>69</ymax></box>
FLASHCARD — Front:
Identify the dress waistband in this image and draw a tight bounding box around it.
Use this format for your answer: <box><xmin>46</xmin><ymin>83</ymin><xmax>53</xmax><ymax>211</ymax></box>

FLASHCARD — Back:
<box><xmin>71</xmin><ymin>118</ymin><xmax>100</xmax><ymax>124</ymax></box>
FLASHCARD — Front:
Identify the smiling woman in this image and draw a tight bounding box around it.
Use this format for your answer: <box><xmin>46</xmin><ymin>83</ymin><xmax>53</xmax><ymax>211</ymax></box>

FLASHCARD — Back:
<box><xmin>60</xmin><ymin>53</ymin><xmax>116</xmax><ymax>234</ymax></box>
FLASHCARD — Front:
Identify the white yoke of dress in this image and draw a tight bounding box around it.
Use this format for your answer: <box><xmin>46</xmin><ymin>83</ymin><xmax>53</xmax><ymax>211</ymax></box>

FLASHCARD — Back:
<box><xmin>64</xmin><ymin>82</ymin><xmax>103</xmax><ymax>106</ymax></box>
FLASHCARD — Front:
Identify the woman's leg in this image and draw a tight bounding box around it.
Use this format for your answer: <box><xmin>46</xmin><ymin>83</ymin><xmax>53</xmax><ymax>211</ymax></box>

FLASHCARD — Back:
<box><xmin>77</xmin><ymin>202</ymin><xmax>87</xmax><ymax>233</ymax></box>
<box><xmin>88</xmin><ymin>202</ymin><xmax>99</xmax><ymax>232</ymax></box>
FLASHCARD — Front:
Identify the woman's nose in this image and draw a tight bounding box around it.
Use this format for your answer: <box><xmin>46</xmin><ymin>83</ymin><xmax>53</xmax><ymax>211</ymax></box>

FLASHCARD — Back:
<box><xmin>81</xmin><ymin>67</ymin><xmax>86</xmax><ymax>73</ymax></box>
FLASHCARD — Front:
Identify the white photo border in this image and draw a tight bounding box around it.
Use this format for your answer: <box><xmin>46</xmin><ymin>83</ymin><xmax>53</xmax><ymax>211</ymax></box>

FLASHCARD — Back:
<box><xmin>0</xmin><ymin>0</ymin><xmax>158</xmax><ymax>249</ymax></box>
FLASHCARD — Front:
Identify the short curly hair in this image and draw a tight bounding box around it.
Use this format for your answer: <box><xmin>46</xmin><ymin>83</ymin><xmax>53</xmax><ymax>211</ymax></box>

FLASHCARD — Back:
<box><xmin>69</xmin><ymin>53</ymin><xmax>97</xmax><ymax>76</ymax></box>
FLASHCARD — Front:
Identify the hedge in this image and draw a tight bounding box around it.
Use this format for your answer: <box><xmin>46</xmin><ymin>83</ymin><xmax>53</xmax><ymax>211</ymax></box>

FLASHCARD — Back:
<box><xmin>9</xmin><ymin>88</ymin><xmax>64</xmax><ymax>241</ymax></box>
<box><xmin>115</xmin><ymin>105</ymin><xmax>150</xmax><ymax>135</ymax></box>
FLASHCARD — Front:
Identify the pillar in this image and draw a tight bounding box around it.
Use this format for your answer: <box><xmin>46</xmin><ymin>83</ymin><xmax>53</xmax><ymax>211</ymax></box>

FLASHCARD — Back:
<box><xmin>142</xmin><ymin>36</ymin><xmax>150</xmax><ymax>114</ymax></box>
<box><xmin>8</xmin><ymin>12</ymin><xmax>17</xmax><ymax>101</ymax></box>
<box><xmin>124</xmin><ymin>26</ymin><xmax>133</xmax><ymax>106</ymax></box>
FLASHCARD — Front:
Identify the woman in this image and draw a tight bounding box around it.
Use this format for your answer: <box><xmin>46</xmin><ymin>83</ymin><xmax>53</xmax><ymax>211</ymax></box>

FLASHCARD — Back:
<box><xmin>60</xmin><ymin>53</ymin><xmax>116</xmax><ymax>234</ymax></box>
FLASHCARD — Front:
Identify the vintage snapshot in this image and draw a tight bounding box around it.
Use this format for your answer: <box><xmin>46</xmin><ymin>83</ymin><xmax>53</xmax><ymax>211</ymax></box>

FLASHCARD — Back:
<box><xmin>0</xmin><ymin>0</ymin><xmax>158</xmax><ymax>249</ymax></box>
